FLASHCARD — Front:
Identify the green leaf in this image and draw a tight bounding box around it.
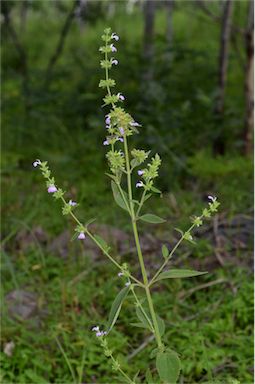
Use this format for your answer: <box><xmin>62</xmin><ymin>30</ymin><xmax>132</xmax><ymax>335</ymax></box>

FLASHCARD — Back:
<box><xmin>156</xmin><ymin>315</ymin><xmax>165</xmax><ymax>337</ymax></box>
<box><xmin>107</xmin><ymin>286</ymin><xmax>130</xmax><ymax>332</ymax></box>
<box><xmin>94</xmin><ymin>234</ymin><xmax>110</xmax><ymax>252</ymax></box>
<box><xmin>130</xmin><ymin>158</ymin><xmax>139</xmax><ymax>168</ymax></box>
<box><xmin>105</xmin><ymin>173</ymin><xmax>117</xmax><ymax>181</ymax></box>
<box><xmin>132</xmin><ymin>371</ymin><xmax>140</xmax><ymax>382</ymax></box>
<box><xmin>155</xmin><ymin>269</ymin><xmax>208</xmax><ymax>282</ymax></box>
<box><xmin>136</xmin><ymin>306</ymin><xmax>152</xmax><ymax>331</ymax></box>
<box><xmin>174</xmin><ymin>227</ymin><xmax>183</xmax><ymax>236</ymax></box>
<box><xmin>85</xmin><ymin>218</ymin><xmax>96</xmax><ymax>228</ymax></box>
<box><xmin>136</xmin><ymin>307</ymin><xmax>165</xmax><ymax>336</ymax></box>
<box><xmin>144</xmin><ymin>193</ymin><xmax>152</xmax><ymax>202</ymax></box>
<box><xmin>161</xmin><ymin>244</ymin><xmax>169</xmax><ymax>260</ymax></box>
<box><xmin>150</xmin><ymin>348</ymin><xmax>158</xmax><ymax>359</ymax></box>
<box><xmin>145</xmin><ymin>368</ymin><xmax>154</xmax><ymax>384</ymax></box>
<box><xmin>130</xmin><ymin>322</ymin><xmax>147</xmax><ymax>329</ymax></box>
<box><xmin>139</xmin><ymin>214</ymin><xmax>166</xmax><ymax>224</ymax></box>
<box><xmin>151</xmin><ymin>186</ymin><xmax>162</xmax><ymax>194</ymax></box>
<box><xmin>156</xmin><ymin>350</ymin><xmax>181</xmax><ymax>384</ymax></box>
<box><xmin>111</xmin><ymin>181</ymin><xmax>129</xmax><ymax>212</ymax></box>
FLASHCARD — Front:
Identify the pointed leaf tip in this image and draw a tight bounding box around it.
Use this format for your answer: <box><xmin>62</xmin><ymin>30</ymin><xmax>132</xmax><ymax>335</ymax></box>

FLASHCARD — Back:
<box><xmin>155</xmin><ymin>269</ymin><xmax>208</xmax><ymax>282</ymax></box>
<box><xmin>139</xmin><ymin>214</ymin><xmax>166</xmax><ymax>224</ymax></box>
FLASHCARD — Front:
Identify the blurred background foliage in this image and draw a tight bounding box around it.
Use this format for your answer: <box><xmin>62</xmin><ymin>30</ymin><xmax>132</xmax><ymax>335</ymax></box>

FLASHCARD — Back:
<box><xmin>1</xmin><ymin>0</ymin><xmax>253</xmax><ymax>383</ymax></box>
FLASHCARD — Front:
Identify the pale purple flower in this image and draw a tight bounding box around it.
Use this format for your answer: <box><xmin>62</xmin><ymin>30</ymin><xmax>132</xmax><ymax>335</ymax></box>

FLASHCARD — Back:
<box><xmin>125</xmin><ymin>282</ymin><xmax>131</xmax><ymax>287</ymax></box>
<box><xmin>33</xmin><ymin>159</ymin><xmax>41</xmax><ymax>167</ymax></box>
<box><xmin>130</xmin><ymin>121</ymin><xmax>140</xmax><ymax>127</ymax></box>
<box><xmin>105</xmin><ymin>115</ymin><xmax>111</xmax><ymax>125</ymax></box>
<box><xmin>48</xmin><ymin>185</ymin><xmax>57</xmax><ymax>193</ymax></box>
<box><xmin>78</xmin><ymin>232</ymin><xmax>86</xmax><ymax>240</ymax></box>
<box><xmin>92</xmin><ymin>325</ymin><xmax>106</xmax><ymax>337</ymax></box>
<box><xmin>111</xmin><ymin>33</ymin><xmax>119</xmax><ymax>41</ymax></box>
<box><xmin>117</xmin><ymin>93</ymin><xmax>125</xmax><ymax>101</ymax></box>
<box><xmin>118</xmin><ymin>272</ymin><xmax>124</xmax><ymax>277</ymax></box>
<box><xmin>136</xmin><ymin>181</ymin><xmax>143</xmax><ymax>188</ymax></box>
<box><xmin>138</xmin><ymin>170</ymin><xmax>144</xmax><ymax>176</ymax></box>
<box><xmin>111</xmin><ymin>59</ymin><xmax>118</xmax><ymax>65</ymax></box>
<box><xmin>110</xmin><ymin>44</ymin><xmax>117</xmax><ymax>52</ymax></box>
<box><xmin>68</xmin><ymin>200</ymin><xmax>77</xmax><ymax>206</ymax></box>
<box><xmin>208</xmin><ymin>195</ymin><xmax>217</xmax><ymax>202</ymax></box>
<box><xmin>119</xmin><ymin>127</ymin><xmax>125</xmax><ymax>135</ymax></box>
<box><xmin>103</xmin><ymin>140</ymin><xmax>109</xmax><ymax>146</ymax></box>
<box><xmin>117</xmin><ymin>137</ymin><xmax>124</xmax><ymax>143</ymax></box>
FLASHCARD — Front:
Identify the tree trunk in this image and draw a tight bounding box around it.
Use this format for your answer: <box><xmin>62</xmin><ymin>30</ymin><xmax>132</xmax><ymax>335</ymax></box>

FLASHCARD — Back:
<box><xmin>19</xmin><ymin>0</ymin><xmax>28</xmax><ymax>34</ymax></box>
<box><xmin>215</xmin><ymin>0</ymin><xmax>233</xmax><ymax>115</ymax></box>
<box><xmin>75</xmin><ymin>0</ymin><xmax>86</xmax><ymax>32</ymax></box>
<box><xmin>44</xmin><ymin>0</ymin><xmax>79</xmax><ymax>87</ymax></box>
<box><xmin>213</xmin><ymin>0</ymin><xmax>233</xmax><ymax>155</ymax></box>
<box><xmin>143</xmin><ymin>0</ymin><xmax>156</xmax><ymax>81</ymax></box>
<box><xmin>166</xmin><ymin>0</ymin><xmax>174</xmax><ymax>50</ymax></box>
<box><xmin>243</xmin><ymin>0</ymin><xmax>254</xmax><ymax>155</ymax></box>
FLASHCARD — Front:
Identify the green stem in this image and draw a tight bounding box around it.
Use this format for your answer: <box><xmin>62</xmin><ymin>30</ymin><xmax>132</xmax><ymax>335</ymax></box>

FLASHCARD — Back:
<box><xmin>136</xmin><ymin>189</ymin><xmax>147</xmax><ymax>217</ymax></box>
<box><xmin>123</xmin><ymin>136</ymin><xmax>163</xmax><ymax>349</ymax></box>
<box><xmin>55</xmin><ymin>337</ymin><xmax>76</xmax><ymax>384</ymax></box>
<box><xmin>105</xmin><ymin>38</ymin><xmax>115</xmax><ymax>108</ymax></box>
<box><xmin>116</xmin><ymin>181</ymin><xmax>131</xmax><ymax>215</ymax></box>
<box><xmin>57</xmin><ymin>196</ymin><xmax>142</xmax><ymax>287</ymax></box>
<box><xmin>110</xmin><ymin>354</ymin><xmax>135</xmax><ymax>384</ymax></box>
<box><xmin>149</xmin><ymin>217</ymin><xmax>204</xmax><ymax>286</ymax></box>
<box><xmin>130</xmin><ymin>285</ymin><xmax>154</xmax><ymax>332</ymax></box>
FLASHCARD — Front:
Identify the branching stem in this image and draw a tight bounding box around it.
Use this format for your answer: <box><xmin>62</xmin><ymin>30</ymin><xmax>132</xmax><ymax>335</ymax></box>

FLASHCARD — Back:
<box><xmin>123</xmin><ymin>136</ymin><xmax>163</xmax><ymax>349</ymax></box>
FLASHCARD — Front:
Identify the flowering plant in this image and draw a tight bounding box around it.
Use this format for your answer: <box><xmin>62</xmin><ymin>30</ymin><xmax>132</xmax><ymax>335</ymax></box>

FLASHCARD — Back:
<box><xmin>34</xmin><ymin>28</ymin><xmax>220</xmax><ymax>384</ymax></box>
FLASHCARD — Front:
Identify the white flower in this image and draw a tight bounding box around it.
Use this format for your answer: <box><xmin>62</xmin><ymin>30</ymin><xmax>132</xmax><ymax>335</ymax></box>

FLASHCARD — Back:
<box><xmin>208</xmin><ymin>195</ymin><xmax>217</xmax><ymax>202</ymax></box>
<box><xmin>33</xmin><ymin>159</ymin><xmax>41</xmax><ymax>167</ymax></box>
<box><xmin>111</xmin><ymin>33</ymin><xmax>119</xmax><ymax>41</ymax></box>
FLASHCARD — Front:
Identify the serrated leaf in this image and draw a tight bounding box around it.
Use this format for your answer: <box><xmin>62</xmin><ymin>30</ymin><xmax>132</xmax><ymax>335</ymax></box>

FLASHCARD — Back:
<box><xmin>161</xmin><ymin>244</ymin><xmax>169</xmax><ymax>260</ymax></box>
<box><xmin>155</xmin><ymin>269</ymin><xmax>208</xmax><ymax>282</ymax></box>
<box><xmin>94</xmin><ymin>234</ymin><xmax>110</xmax><ymax>252</ymax></box>
<box><xmin>111</xmin><ymin>181</ymin><xmax>129</xmax><ymax>212</ymax></box>
<box><xmin>156</xmin><ymin>350</ymin><xmax>181</xmax><ymax>384</ymax></box>
<box><xmin>107</xmin><ymin>286</ymin><xmax>130</xmax><ymax>332</ymax></box>
<box><xmin>139</xmin><ymin>214</ymin><xmax>166</xmax><ymax>224</ymax></box>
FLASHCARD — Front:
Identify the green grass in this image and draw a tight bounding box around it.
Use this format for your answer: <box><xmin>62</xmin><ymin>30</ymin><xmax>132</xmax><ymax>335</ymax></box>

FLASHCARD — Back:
<box><xmin>1</xmin><ymin>244</ymin><xmax>253</xmax><ymax>383</ymax></box>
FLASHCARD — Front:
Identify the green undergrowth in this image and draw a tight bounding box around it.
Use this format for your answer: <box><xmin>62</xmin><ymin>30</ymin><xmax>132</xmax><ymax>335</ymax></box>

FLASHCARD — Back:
<box><xmin>1</xmin><ymin>247</ymin><xmax>253</xmax><ymax>383</ymax></box>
